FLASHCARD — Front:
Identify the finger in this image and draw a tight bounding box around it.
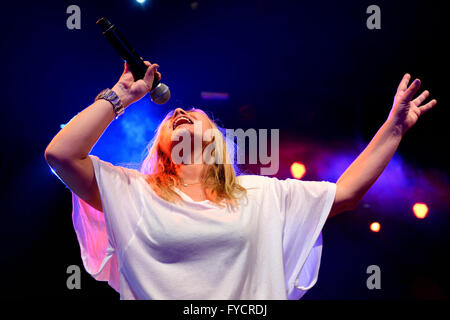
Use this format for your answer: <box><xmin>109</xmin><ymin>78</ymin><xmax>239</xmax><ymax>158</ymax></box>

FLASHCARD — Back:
<box><xmin>402</xmin><ymin>78</ymin><xmax>421</xmax><ymax>102</ymax></box>
<box><xmin>143</xmin><ymin>61</ymin><xmax>161</xmax><ymax>81</ymax></box>
<box><xmin>143</xmin><ymin>63</ymin><xmax>160</xmax><ymax>85</ymax></box>
<box><xmin>419</xmin><ymin>99</ymin><xmax>437</xmax><ymax>115</ymax></box>
<box><xmin>396</xmin><ymin>73</ymin><xmax>411</xmax><ymax>95</ymax></box>
<box><xmin>412</xmin><ymin>90</ymin><xmax>429</xmax><ymax>106</ymax></box>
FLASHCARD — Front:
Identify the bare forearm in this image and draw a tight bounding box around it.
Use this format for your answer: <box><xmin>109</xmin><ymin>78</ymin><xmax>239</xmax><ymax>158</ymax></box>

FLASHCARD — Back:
<box><xmin>337</xmin><ymin>120</ymin><xmax>403</xmax><ymax>208</ymax></box>
<box><xmin>330</xmin><ymin>74</ymin><xmax>436</xmax><ymax>217</ymax></box>
<box><xmin>45</xmin><ymin>99</ymin><xmax>116</xmax><ymax>161</ymax></box>
<box><xmin>45</xmin><ymin>61</ymin><xmax>160</xmax><ymax>164</ymax></box>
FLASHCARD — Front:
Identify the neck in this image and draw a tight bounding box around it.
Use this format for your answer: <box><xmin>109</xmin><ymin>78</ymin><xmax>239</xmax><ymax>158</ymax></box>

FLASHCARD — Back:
<box><xmin>175</xmin><ymin>163</ymin><xmax>206</xmax><ymax>184</ymax></box>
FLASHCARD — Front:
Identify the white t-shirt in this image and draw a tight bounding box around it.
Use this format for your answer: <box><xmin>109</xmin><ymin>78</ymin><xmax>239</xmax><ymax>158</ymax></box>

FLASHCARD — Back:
<box><xmin>71</xmin><ymin>155</ymin><xmax>336</xmax><ymax>300</ymax></box>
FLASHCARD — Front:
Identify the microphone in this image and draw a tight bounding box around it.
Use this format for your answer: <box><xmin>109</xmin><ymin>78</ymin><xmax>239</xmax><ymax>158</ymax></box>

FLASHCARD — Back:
<box><xmin>96</xmin><ymin>17</ymin><xmax>170</xmax><ymax>104</ymax></box>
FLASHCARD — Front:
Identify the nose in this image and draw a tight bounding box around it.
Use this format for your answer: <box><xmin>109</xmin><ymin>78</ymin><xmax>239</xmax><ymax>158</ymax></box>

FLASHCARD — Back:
<box><xmin>173</xmin><ymin>108</ymin><xmax>187</xmax><ymax>118</ymax></box>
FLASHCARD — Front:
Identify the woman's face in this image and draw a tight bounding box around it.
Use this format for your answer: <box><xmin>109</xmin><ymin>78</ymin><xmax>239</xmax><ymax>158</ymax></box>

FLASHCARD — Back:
<box><xmin>158</xmin><ymin>108</ymin><xmax>213</xmax><ymax>159</ymax></box>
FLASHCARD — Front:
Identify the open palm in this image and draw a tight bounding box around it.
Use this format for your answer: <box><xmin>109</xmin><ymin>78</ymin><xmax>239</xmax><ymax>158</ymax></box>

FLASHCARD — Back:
<box><xmin>389</xmin><ymin>73</ymin><xmax>437</xmax><ymax>135</ymax></box>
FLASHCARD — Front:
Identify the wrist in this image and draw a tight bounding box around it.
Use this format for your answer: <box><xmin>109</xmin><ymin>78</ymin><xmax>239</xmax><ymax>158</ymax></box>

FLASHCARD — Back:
<box><xmin>111</xmin><ymin>83</ymin><xmax>132</xmax><ymax>108</ymax></box>
<box><xmin>384</xmin><ymin>117</ymin><xmax>405</xmax><ymax>138</ymax></box>
<box><xmin>95</xmin><ymin>88</ymin><xmax>125</xmax><ymax>120</ymax></box>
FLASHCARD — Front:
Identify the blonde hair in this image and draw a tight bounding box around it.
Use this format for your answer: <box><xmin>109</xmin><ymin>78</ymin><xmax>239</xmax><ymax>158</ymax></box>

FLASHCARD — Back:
<box><xmin>140</xmin><ymin>108</ymin><xmax>246</xmax><ymax>206</ymax></box>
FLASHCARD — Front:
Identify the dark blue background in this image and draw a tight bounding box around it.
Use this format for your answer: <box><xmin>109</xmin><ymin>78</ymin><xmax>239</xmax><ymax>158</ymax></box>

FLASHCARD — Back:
<box><xmin>0</xmin><ymin>0</ymin><xmax>448</xmax><ymax>300</ymax></box>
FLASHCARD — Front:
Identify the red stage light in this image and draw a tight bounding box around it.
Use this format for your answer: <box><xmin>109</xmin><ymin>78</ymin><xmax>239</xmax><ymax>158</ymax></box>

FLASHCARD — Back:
<box><xmin>413</xmin><ymin>203</ymin><xmax>429</xmax><ymax>219</ymax></box>
<box><xmin>290</xmin><ymin>162</ymin><xmax>306</xmax><ymax>179</ymax></box>
<box><xmin>370</xmin><ymin>222</ymin><xmax>381</xmax><ymax>232</ymax></box>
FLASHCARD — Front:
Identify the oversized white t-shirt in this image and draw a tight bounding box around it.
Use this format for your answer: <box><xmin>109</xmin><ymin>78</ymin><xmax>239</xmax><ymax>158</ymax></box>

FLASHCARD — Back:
<box><xmin>71</xmin><ymin>155</ymin><xmax>336</xmax><ymax>300</ymax></box>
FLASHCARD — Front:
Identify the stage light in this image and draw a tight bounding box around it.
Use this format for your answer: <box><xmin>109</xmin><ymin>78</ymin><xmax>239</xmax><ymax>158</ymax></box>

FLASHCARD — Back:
<box><xmin>290</xmin><ymin>162</ymin><xmax>306</xmax><ymax>179</ymax></box>
<box><xmin>136</xmin><ymin>0</ymin><xmax>146</xmax><ymax>4</ymax></box>
<box><xmin>60</xmin><ymin>124</ymin><xmax>66</xmax><ymax>129</ymax></box>
<box><xmin>413</xmin><ymin>203</ymin><xmax>428</xmax><ymax>219</ymax></box>
<box><xmin>370</xmin><ymin>222</ymin><xmax>381</xmax><ymax>232</ymax></box>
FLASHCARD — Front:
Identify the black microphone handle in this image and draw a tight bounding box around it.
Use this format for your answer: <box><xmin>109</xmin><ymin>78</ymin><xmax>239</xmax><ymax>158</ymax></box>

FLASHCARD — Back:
<box><xmin>97</xmin><ymin>18</ymin><xmax>159</xmax><ymax>89</ymax></box>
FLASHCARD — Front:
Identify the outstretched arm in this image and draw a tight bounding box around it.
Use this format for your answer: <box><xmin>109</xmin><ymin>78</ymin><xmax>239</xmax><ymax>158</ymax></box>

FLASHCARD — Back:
<box><xmin>329</xmin><ymin>74</ymin><xmax>437</xmax><ymax>218</ymax></box>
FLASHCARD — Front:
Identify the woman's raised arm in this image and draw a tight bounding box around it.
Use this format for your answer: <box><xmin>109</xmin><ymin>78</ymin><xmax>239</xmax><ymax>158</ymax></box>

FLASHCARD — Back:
<box><xmin>44</xmin><ymin>61</ymin><xmax>160</xmax><ymax>211</ymax></box>
<box><xmin>329</xmin><ymin>73</ymin><xmax>437</xmax><ymax>218</ymax></box>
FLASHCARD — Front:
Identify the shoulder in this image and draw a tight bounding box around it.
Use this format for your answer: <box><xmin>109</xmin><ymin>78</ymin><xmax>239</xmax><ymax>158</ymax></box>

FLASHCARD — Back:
<box><xmin>89</xmin><ymin>155</ymin><xmax>143</xmax><ymax>182</ymax></box>
<box><xmin>237</xmin><ymin>175</ymin><xmax>288</xmax><ymax>193</ymax></box>
<box><xmin>237</xmin><ymin>174</ymin><xmax>272</xmax><ymax>188</ymax></box>
<box><xmin>237</xmin><ymin>174</ymin><xmax>335</xmax><ymax>196</ymax></box>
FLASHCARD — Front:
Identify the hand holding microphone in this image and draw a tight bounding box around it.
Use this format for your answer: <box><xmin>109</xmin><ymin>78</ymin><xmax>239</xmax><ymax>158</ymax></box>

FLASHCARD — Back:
<box><xmin>112</xmin><ymin>61</ymin><xmax>161</xmax><ymax>108</ymax></box>
<box><xmin>96</xmin><ymin>17</ymin><xmax>171</xmax><ymax>106</ymax></box>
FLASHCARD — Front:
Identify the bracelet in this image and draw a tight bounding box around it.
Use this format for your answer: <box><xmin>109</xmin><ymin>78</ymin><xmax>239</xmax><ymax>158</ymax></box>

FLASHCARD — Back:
<box><xmin>95</xmin><ymin>88</ymin><xmax>125</xmax><ymax>120</ymax></box>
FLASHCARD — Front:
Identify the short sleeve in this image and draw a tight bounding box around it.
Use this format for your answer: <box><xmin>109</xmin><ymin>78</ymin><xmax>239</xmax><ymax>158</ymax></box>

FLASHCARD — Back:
<box><xmin>271</xmin><ymin>178</ymin><xmax>336</xmax><ymax>300</ymax></box>
<box><xmin>71</xmin><ymin>155</ymin><xmax>142</xmax><ymax>293</ymax></box>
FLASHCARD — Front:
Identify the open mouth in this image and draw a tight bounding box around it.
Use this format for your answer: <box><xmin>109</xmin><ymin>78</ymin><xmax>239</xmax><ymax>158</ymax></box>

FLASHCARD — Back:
<box><xmin>172</xmin><ymin>115</ymin><xmax>194</xmax><ymax>130</ymax></box>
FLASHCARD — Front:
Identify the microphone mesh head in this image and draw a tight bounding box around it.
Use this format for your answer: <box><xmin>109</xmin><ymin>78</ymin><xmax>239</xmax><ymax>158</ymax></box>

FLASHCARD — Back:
<box><xmin>150</xmin><ymin>83</ymin><xmax>171</xmax><ymax>104</ymax></box>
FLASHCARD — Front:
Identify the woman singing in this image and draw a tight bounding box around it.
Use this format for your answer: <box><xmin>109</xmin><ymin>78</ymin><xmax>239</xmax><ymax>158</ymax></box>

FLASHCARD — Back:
<box><xmin>45</xmin><ymin>61</ymin><xmax>436</xmax><ymax>299</ymax></box>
